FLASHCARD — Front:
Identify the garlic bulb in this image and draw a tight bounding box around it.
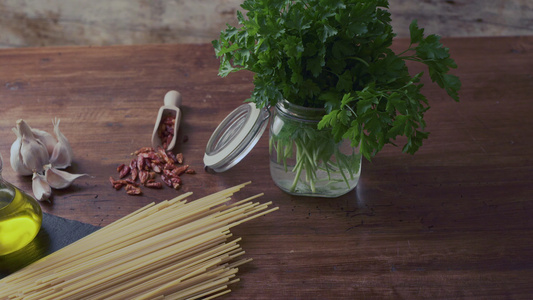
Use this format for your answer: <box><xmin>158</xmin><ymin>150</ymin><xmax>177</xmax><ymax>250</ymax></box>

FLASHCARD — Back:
<box><xmin>44</xmin><ymin>164</ymin><xmax>87</xmax><ymax>189</ymax></box>
<box><xmin>10</xmin><ymin>119</ymin><xmax>50</xmax><ymax>176</ymax></box>
<box><xmin>32</xmin><ymin>128</ymin><xmax>57</xmax><ymax>157</ymax></box>
<box><xmin>9</xmin><ymin>118</ymin><xmax>85</xmax><ymax>202</ymax></box>
<box><xmin>32</xmin><ymin>172</ymin><xmax>51</xmax><ymax>202</ymax></box>
<box><xmin>49</xmin><ymin>118</ymin><xmax>73</xmax><ymax>169</ymax></box>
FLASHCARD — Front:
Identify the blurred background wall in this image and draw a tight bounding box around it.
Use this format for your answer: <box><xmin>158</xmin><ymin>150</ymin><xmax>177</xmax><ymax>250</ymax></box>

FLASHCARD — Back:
<box><xmin>0</xmin><ymin>0</ymin><xmax>531</xmax><ymax>48</ymax></box>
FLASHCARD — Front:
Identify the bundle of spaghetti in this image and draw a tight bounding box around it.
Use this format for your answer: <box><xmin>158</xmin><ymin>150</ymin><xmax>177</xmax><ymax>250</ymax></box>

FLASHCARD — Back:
<box><xmin>0</xmin><ymin>182</ymin><xmax>277</xmax><ymax>300</ymax></box>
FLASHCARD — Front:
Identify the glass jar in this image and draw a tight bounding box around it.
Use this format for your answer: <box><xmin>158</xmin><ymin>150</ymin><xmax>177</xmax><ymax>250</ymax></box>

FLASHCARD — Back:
<box><xmin>269</xmin><ymin>100</ymin><xmax>362</xmax><ymax>197</ymax></box>
<box><xmin>0</xmin><ymin>153</ymin><xmax>43</xmax><ymax>255</ymax></box>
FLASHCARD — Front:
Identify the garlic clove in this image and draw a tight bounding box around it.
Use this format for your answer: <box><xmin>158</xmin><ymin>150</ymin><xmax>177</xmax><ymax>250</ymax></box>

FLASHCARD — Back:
<box><xmin>32</xmin><ymin>128</ymin><xmax>57</xmax><ymax>157</ymax></box>
<box><xmin>32</xmin><ymin>172</ymin><xmax>52</xmax><ymax>202</ymax></box>
<box><xmin>44</xmin><ymin>164</ymin><xmax>87</xmax><ymax>189</ymax></box>
<box><xmin>49</xmin><ymin>118</ymin><xmax>73</xmax><ymax>169</ymax></box>
<box><xmin>10</xmin><ymin>127</ymin><xmax>33</xmax><ymax>176</ymax></box>
<box><xmin>13</xmin><ymin>120</ymin><xmax>50</xmax><ymax>175</ymax></box>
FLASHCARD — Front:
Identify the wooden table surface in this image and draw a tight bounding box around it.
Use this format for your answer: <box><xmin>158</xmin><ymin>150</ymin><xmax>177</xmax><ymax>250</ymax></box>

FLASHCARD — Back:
<box><xmin>1</xmin><ymin>36</ymin><xmax>532</xmax><ymax>299</ymax></box>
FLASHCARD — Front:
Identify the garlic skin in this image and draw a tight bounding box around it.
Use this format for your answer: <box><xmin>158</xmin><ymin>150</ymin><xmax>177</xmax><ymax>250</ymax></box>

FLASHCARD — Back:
<box><xmin>10</xmin><ymin>119</ymin><xmax>50</xmax><ymax>176</ymax></box>
<box><xmin>32</xmin><ymin>172</ymin><xmax>52</xmax><ymax>202</ymax></box>
<box><xmin>49</xmin><ymin>118</ymin><xmax>73</xmax><ymax>169</ymax></box>
<box><xmin>44</xmin><ymin>164</ymin><xmax>87</xmax><ymax>189</ymax></box>
<box><xmin>10</xmin><ymin>128</ymin><xmax>32</xmax><ymax>175</ymax></box>
<box><xmin>32</xmin><ymin>128</ymin><xmax>57</xmax><ymax>156</ymax></box>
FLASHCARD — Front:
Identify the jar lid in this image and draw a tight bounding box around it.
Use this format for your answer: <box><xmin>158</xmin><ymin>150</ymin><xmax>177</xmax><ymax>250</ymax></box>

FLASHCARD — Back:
<box><xmin>204</xmin><ymin>103</ymin><xmax>269</xmax><ymax>172</ymax></box>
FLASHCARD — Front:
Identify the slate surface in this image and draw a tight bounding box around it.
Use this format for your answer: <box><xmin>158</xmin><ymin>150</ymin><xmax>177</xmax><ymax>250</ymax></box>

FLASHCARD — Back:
<box><xmin>0</xmin><ymin>213</ymin><xmax>100</xmax><ymax>278</ymax></box>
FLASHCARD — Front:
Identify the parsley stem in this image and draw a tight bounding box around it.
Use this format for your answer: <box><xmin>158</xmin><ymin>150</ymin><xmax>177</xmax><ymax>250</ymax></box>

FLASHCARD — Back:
<box><xmin>396</xmin><ymin>45</ymin><xmax>415</xmax><ymax>57</ymax></box>
<box><xmin>347</xmin><ymin>56</ymin><xmax>370</xmax><ymax>67</ymax></box>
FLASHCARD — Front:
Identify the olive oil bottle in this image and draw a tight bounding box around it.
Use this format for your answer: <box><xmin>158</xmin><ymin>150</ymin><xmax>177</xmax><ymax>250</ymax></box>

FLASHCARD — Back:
<box><xmin>0</xmin><ymin>153</ymin><xmax>42</xmax><ymax>256</ymax></box>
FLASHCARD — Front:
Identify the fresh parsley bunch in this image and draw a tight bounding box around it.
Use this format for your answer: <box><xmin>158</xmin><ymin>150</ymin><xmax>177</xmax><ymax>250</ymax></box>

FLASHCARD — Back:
<box><xmin>213</xmin><ymin>0</ymin><xmax>461</xmax><ymax>161</ymax></box>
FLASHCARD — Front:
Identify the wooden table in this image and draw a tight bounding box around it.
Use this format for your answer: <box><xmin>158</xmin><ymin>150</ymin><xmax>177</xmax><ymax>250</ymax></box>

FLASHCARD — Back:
<box><xmin>1</xmin><ymin>36</ymin><xmax>532</xmax><ymax>299</ymax></box>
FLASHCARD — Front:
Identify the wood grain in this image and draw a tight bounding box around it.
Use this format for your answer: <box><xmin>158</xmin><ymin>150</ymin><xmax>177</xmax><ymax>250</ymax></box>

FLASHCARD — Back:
<box><xmin>390</xmin><ymin>0</ymin><xmax>533</xmax><ymax>37</ymax></box>
<box><xmin>0</xmin><ymin>37</ymin><xmax>532</xmax><ymax>299</ymax></box>
<box><xmin>0</xmin><ymin>0</ymin><xmax>531</xmax><ymax>48</ymax></box>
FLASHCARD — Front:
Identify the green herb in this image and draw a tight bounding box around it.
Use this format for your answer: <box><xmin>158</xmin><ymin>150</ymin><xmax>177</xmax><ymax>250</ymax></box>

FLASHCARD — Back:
<box><xmin>213</xmin><ymin>0</ymin><xmax>460</xmax><ymax>161</ymax></box>
<box><xmin>214</xmin><ymin>0</ymin><xmax>460</xmax><ymax>195</ymax></box>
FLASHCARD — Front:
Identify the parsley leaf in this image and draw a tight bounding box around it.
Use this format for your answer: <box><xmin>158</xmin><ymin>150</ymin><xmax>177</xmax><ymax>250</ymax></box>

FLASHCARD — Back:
<box><xmin>213</xmin><ymin>0</ymin><xmax>461</xmax><ymax>160</ymax></box>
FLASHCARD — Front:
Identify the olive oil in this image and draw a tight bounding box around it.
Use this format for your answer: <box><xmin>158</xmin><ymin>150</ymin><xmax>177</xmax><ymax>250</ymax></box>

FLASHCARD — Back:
<box><xmin>0</xmin><ymin>182</ymin><xmax>43</xmax><ymax>256</ymax></box>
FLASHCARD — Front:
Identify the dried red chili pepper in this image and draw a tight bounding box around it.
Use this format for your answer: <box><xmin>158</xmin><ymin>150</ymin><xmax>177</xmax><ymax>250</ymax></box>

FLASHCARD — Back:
<box><xmin>166</xmin><ymin>151</ymin><xmax>177</xmax><ymax>162</ymax></box>
<box><xmin>125</xmin><ymin>178</ymin><xmax>137</xmax><ymax>185</ymax></box>
<box><xmin>164</xmin><ymin>163</ymin><xmax>176</xmax><ymax>171</ymax></box>
<box><xmin>139</xmin><ymin>170</ymin><xmax>149</xmax><ymax>185</ymax></box>
<box><xmin>119</xmin><ymin>165</ymin><xmax>131</xmax><ymax>179</ymax></box>
<box><xmin>145</xmin><ymin>181</ymin><xmax>163</xmax><ymax>189</ymax></box>
<box><xmin>170</xmin><ymin>176</ymin><xmax>182</xmax><ymax>190</ymax></box>
<box><xmin>172</xmin><ymin>165</ymin><xmax>189</xmax><ymax>177</ymax></box>
<box><xmin>143</xmin><ymin>158</ymin><xmax>151</xmax><ymax>171</ymax></box>
<box><xmin>158</xmin><ymin>115</ymin><xmax>176</xmax><ymax>150</ymax></box>
<box><xmin>130</xmin><ymin>159</ymin><xmax>138</xmax><ymax>181</ymax></box>
<box><xmin>125</xmin><ymin>184</ymin><xmax>142</xmax><ymax>195</ymax></box>
<box><xmin>175</xmin><ymin>153</ymin><xmax>184</xmax><ymax>164</ymax></box>
<box><xmin>151</xmin><ymin>162</ymin><xmax>162</xmax><ymax>173</ymax></box>
<box><xmin>132</xmin><ymin>147</ymin><xmax>154</xmax><ymax>155</ymax></box>
<box><xmin>112</xmin><ymin>146</ymin><xmax>194</xmax><ymax>195</ymax></box>
<box><xmin>137</xmin><ymin>155</ymin><xmax>145</xmax><ymax>171</ymax></box>
<box><xmin>163</xmin><ymin>115</ymin><xmax>174</xmax><ymax>125</ymax></box>
<box><xmin>161</xmin><ymin>174</ymin><xmax>172</xmax><ymax>187</ymax></box>
<box><xmin>157</xmin><ymin>148</ymin><xmax>174</xmax><ymax>165</ymax></box>
<box><xmin>109</xmin><ymin>177</ymin><xmax>126</xmax><ymax>190</ymax></box>
<box><xmin>163</xmin><ymin>169</ymin><xmax>173</xmax><ymax>178</ymax></box>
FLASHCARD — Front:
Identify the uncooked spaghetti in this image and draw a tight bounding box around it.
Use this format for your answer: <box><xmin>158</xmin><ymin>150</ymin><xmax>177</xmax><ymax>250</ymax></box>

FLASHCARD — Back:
<box><xmin>0</xmin><ymin>182</ymin><xmax>277</xmax><ymax>299</ymax></box>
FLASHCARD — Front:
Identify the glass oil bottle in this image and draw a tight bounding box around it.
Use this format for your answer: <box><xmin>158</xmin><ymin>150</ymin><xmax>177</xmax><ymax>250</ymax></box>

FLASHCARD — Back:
<box><xmin>0</xmin><ymin>153</ymin><xmax>43</xmax><ymax>255</ymax></box>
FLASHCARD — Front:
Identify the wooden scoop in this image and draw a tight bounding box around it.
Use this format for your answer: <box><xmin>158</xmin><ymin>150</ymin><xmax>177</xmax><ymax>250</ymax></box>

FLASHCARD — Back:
<box><xmin>151</xmin><ymin>90</ymin><xmax>182</xmax><ymax>151</ymax></box>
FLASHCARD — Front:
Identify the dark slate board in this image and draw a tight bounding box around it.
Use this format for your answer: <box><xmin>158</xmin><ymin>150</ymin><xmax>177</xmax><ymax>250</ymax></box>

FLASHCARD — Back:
<box><xmin>0</xmin><ymin>213</ymin><xmax>101</xmax><ymax>278</ymax></box>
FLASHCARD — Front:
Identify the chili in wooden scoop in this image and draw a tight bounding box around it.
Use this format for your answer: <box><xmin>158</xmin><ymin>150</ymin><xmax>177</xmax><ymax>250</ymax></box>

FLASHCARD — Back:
<box><xmin>151</xmin><ymin>90</ymin><xmax>182</xmax><ymax>151</ymax></box>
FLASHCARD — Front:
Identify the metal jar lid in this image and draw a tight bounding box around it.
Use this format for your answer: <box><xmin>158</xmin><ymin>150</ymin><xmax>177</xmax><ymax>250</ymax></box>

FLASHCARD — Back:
<box><xmin>204</xmin><ymin>103</ymin><xmax>269</xmax><ymax>172</ymax></box>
